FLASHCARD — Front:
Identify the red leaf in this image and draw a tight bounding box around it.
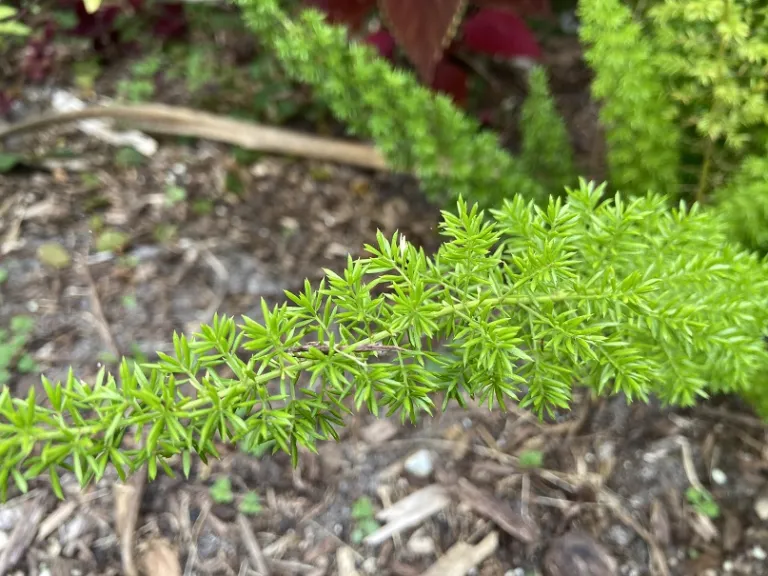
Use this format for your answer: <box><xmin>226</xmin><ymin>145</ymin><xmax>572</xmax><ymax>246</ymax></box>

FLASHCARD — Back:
<box><xmin>431</xmin><ymin>58</ymin><xmax>469</xmax><ymax>107</ymax></box>
<box><xmin>304</xmin><ymin>0</ymin><xmax>377</xmax><ymax>30</ymax></box>
<box><xmin>472</xmin><ymin>0</ymin><xmax>552</xmax><ymax>17</ymax></box>
<box><xmin>364</xmin><ymin>29</ymin><xmax>397</xmax><ymax>60</ymax></box>
<box><xmin>460</xmin><ymin>8</ymin><xmax>542</xmax><ymax>60</ymax></box>
<box><xmin>378</xmin><ymin>0</ymin><xmax>467</xmax><ymax>82</ymax></box>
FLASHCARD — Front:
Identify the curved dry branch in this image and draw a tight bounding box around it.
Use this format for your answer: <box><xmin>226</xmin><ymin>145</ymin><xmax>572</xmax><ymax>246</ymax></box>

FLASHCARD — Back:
<box><xmin>0</xmin><ymin>102</ymin><xmax>390</xmax><ymax>171</ymax></box>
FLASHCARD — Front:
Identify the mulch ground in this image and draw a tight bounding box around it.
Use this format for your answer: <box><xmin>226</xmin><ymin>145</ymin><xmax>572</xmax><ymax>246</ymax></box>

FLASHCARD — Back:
<box><xmin>1</xmin><ymin>13</ymin><xmax>768</xmax><ymax>576</ymax></box>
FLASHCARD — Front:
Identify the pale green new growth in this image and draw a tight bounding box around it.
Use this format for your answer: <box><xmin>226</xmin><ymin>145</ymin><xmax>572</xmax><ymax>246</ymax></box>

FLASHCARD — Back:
<box><xmin>648</xmin><ymin>0</ymin><xmax>768</xmax><ymax>152</ymax></box>
<box><xmin>3</xmin><ymin>181</ymin><xmax>768</xmax><ymax>498</ymax></box>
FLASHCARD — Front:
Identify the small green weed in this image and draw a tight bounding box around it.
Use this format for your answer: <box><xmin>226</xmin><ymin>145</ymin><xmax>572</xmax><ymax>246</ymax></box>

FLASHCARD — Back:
<box><xmin>114</xmin><ymin>147</ymin><xmax>146</xmax><ymax>168</ymax></box>
<box><xmin>518</xmin><ymin>449</ymin><xmax>544</xmax><ymax>469</ymax></box>
<box><xmin>238</xmin><ymin>491</ymin><xmax>263</xmax><ymax>516</ymax></box>
<box><xmin>95</xmin><ymin>229</ymin><xmax>130</xmax><ymax>253</ymax></box>
<box><xmin>210</xmin><ymin>476</ymin><xmax>234</xmax><ymax>504</ymax></box>
<box><xmin>117</xmin><ymin>53</ymin><xmax>162</xmax><ymax>102</ymax></box>
<box><xmin>350</xmin><ymin>496</ymin><xmax>380</xmax><ymax>544</ymax></box>
<box><xmin>686</xmin><ymin>486</ymin><xmax>720</xmax><ymax>519</ymax></box>
<box><xmin>164</xmin><ymin>185</ymin><xmax>187</xmax><ymax>206</ymax></box>
<box><xmin>192</xmin><ymin>199</ymin><xmax>214</xmax><ymax>215</ymax></box>
<box><xmin>0</xmin><ymin>315</ymin><xmax>37</xmax><ymax>385</ymax></box>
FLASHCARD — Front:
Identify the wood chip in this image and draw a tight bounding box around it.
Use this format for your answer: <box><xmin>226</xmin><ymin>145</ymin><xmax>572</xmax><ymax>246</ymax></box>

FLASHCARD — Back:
<box><xmin>360</xmin><ymin>420</ymin><xmax>399</xmax><ymax>445</ymax></box>
<box><xmin>114</xmin><ymin>467</ymin><xmax>147</xmax><ymax>576</ymax></box>
<box><xmin>237</xmin><ymin>514</ymin><xmax>269</xmax><ymax>576</ymax></box>
<box><xmin>0</xmin><ymin>493</ymin><xmax>48</xmax><ymax>576</ymax></box>
<box><xmin>336</xmin><ymin>546</ymin><xmax>361</xmax><ymax>576</ymax></box>
<box><xmin>542</xmin><ymin>532</ymin><xmax>617</xmax><ymax>576</ymax></box>
<box><xmin>457</xmin><ymin>478</ymin><xmax>539</xmax><ymax>543</ymax></box>
<box><xmin>417</xmin><ymin>531</ymin><xmax>498</xmax><ymax>576</ymax></box>
<box><xmin>139</xmin><ymin>538</ymin><xmax>181</xmax><ymax>576</ymax></box>
<box><xmin>365</xmin><ymin>485</ymin><xmax>450</xmax><ymax>547</ymax></box>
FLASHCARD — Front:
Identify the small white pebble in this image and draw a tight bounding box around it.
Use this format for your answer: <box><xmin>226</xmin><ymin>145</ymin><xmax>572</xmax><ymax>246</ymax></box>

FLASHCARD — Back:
<box><xmin>754</xmin><ymin>495</ymin><xmax>768</xmax><ymax>520</ymax></box>
<box><xmin>404</xmin><ymin>449</ymin><xmax>434</xmax><ymax>478</ymax></box>
<box><xmin>722</xmin><ymin>560</ymin><xmax>734</xmax><ymax>572</ymax></box>
<box><xmin>711</xmin><ymin>468</ymin><xmax>728</xmax><ymax>485</ymax></box>
<box><xmin>406</xmin><ymin>530</ymin><xmax>435</xmax><ymax>556</ymax></box>
<box><xmin>361</xmin><ymin>557</ymin><xmax>377</xmax><ymax>574</ymax></box>
<box><xmin>750</xmin><ymin>546</ymin><xmax>767</xmax><ymax>561</ymax></box>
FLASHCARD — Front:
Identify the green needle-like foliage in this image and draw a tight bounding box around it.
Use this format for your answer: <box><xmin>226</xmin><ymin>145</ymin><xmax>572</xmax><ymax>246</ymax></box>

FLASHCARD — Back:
<box><xmin>235</xmin><ymin>0</ymin><xmax>545</xmax><ymax>207</ymax></box>
<box><xmin>578</xmin><ymin>0</ymin><xmax>681</xmax><ymax>198</ymax></box>
<box><xmin>520</xmin><ymin>66</ymin><xmax>577</xmax><ymax>195</ymax></box>
<box><xmin>648</xmin><ymin>0</ymin><xmax>768</xmax><ymax>153</ymax></box>
<box><xmin>3</xmin><ymin>181</ymin><xmax>768</xmax><ymax>499</ymax></box>
<box><xmin>715</xmin><ymin>154</ymin><xmax>768</xmax><ymax>253</ymax></box>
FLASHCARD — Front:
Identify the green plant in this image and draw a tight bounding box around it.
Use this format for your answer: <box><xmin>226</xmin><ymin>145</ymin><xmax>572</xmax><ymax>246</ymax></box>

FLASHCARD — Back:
<box><xmin>210</xmin><ymin>476</ymin><xmax>234</xmax><ymax>504</ymax></box>
<box><xmin>237</xmin><ymin>0</ymin><xmax>544</xmax><ymax>207</ymax></box>
<box><xmin>0</xmin><ymin>5</ymin><xmax>31</xmax><ymax>48</ymax></box>
<box><xmin>117</xmin><ymin>53</ymin><xmax>163</xmax><ymax>102</ymax></box>
<box><xmin>2</xmin><ymin>178</ymin><xmax>768</xmax><ymax>498</ymax></box>
<box><xmin>165</xmin><ymin>185</ymin><xmax>187</xmax><ymax>207</ymax></box>
<box><xmin>350</xmin><ymin>496</ymin><xmax>380</xmax><ymax>544</ymax></box>
<box><xmin>578</xmin><ymin>0</ymin><xmax>681</xmax><ymax>199</ymax></box>
<box><xmin>715</xmin><ymin>154</ymin><xmax>768</xmax><ymax>252</ymax></box>
<box><xmin>685</xmin><ymin>486</ymin><xmax>720</xmax><ymax>519</ymax></box>
<box><xmin>95</xmin><ymin>229</ymin><xmax>130</xmax><ymax>253</ymax></box>
<box><xmin>239</xmin><ymin>490</ymin><xmax>263</xmax><ymax>515</ymax></box>
<box><xmin>0</xmin><ymin>315</ymin><xmax>36</xmax><ymax>386</ymax></box>
<box><xmin>578</xmin><ymin>0</ymin><xmax>768</xmax><ymax>243</ymax></box>
<box><xmin>518</xmin><ymin>449</ymin><xmax>544</xmax><ymax>469</ymax></box>
<box><xmin>2</xmin><ymin>0</ymin><xmax>768</xmax><ymax>503</ymax></box>
<box><xmin>648</xmin><ymin>0</ymin><xmax>768</xmax><ymax>154</ymax></box>
<box><xmin>114</xmin><ymin>147</ymin><xmax>146</xmax><ymax>168</ymax></box>
<box><xmin>519</xmin><ymin>66</ymin><xmax>576</xmax><ymax>195</ymax></box>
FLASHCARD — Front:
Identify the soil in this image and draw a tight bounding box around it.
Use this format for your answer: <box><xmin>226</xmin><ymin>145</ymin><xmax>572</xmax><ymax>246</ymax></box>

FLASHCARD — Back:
<box><xmin>1</xmin><ymin>11</ymin><xmax>768</xmax><ymax>576</ymax></box>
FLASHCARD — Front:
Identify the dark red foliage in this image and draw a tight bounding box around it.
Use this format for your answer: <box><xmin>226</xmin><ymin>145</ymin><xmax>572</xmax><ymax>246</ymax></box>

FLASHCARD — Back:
<box><xmin>431</xmin><ymin>58</ymin><xmax>469</xmax><ymax>106</ymax></box>
<box><xmin>303</xmin><ymin>0</ymin><xmax>376</xmax><ymax>31</ymax></box>
<box><xmin>304</xmin><ymin>0</ymin><xmax>550</xmax><ymax>106</ymax></box>
<box><xmin>460</xmin><ymin>8</ymin><xmax>542</xmax><ymax>60</ymax></box>
<box><xmin>364</xmin><ymin>29</ymin><xmax>396</xmax><ymax>60</ymax></box>
<box><xmin>473</xmin><ymin>0</ymin><xmax>552</xmax><ymax>16</ymax></box>
<box><xmin>379</xmin><ymin>0</ymin><xmax>465</xmax><ymax>82</ymax></box>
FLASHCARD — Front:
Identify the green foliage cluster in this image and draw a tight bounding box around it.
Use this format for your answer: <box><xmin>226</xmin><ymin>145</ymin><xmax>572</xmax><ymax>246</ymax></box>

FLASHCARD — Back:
<box><xmin>3</xmin><ymin>0</ymin><xmax>768</xmax><ymax>499</ymax></box>
<box><xmin>715</xmin><ymin>153</ymin><xmax>768</xmax><ymax>252</ymax></box>
<box><xmin>580</xmin><ymin>0</ymin><xmax>768</xmax><ymax>249</ymax></box>
<box><xmin>578</xmin><ymin>0</ymin><xmax>681</xmax><ymax>198</ymax></box>
<box><xmin>236</xmin><ymin>0</ymin><xmax>545</xmax><ymax>207</ymax></box>
<box><xmin>520</xmin><ymin>66</ymin><xmax>576</xmax><ymax>195</ymax></box>
<box><xmin>0</xmin><ymin>5</ymin><xmax>30</xmax><ymax>47</ymax></box>
<box><xmin>0</xmin><ymin>315</ymin><xmax>37</xmax><ymax>386</ymax></box>
<box><xmin>648</xmin><ymin>0</ymin><xmax>768</xmax><ymax>153</ymax></box>
<box><xmin>3</xmin><ymin>181</ymin><xmax>768</xmax><ymax>497</ymax></box>
<box><xmin>350</xmin><ymin>496</ymin><xmax>380</xmax><ymax>543</ymax></box>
